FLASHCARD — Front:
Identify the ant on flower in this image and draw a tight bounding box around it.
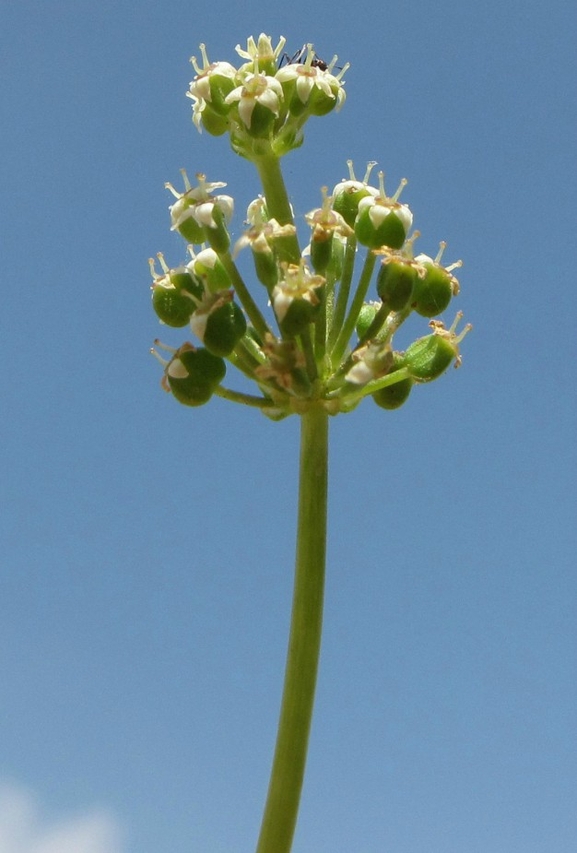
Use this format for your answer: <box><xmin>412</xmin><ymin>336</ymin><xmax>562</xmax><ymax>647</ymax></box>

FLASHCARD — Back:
<box><xmin>279</xmin><ymin>44</ymin><xmax>329</xmax><ymax>72</ymax></box>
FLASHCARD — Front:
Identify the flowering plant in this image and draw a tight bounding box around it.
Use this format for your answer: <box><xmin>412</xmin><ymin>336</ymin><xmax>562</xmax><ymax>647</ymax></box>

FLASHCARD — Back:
<box><xmin>149</xmin><ymin>33</ymin><xmax>471</xmax><ymax>853</ymax></box>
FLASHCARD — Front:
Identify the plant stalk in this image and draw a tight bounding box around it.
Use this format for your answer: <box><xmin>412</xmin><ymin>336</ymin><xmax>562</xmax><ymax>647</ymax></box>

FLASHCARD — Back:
<box><xmin>253</xmin><ymin>154</ymin><xmax>302</xmax><ymax>264</ymax></box>
<box><xmin>255</xmin><ymin>404</ymin><xmax>329</xmax><ymax>853</ymax></box>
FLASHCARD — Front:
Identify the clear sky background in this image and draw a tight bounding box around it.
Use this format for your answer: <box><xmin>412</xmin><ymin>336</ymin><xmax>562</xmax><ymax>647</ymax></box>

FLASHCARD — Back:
<box><xmin>1</xmin><ymin>1</ymin><xmax>576</xmax><ymax>851</ymax></box>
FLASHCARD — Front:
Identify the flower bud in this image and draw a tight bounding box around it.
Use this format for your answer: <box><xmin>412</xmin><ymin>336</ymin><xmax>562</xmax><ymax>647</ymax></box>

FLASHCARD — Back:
<box><xmin>404</xmin><ymin>312</ymin><xmax>471</xmax><ymax>382</ymax></box>
<box><xmin>164</xmin><ymin>343</ymin><xmax>226</xmax><ymax>406</ymax></box>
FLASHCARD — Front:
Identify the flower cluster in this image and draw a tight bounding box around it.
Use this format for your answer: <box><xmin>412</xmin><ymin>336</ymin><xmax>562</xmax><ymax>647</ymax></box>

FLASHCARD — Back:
<box><xmin>187</xmin><ymin>34</ymin><xmax>348</xmax><ymax>158</ymax></box>
<box><xmin>150</xmin><ymin>36</ymin><xmax>471</xmax><ymax>417</ymax></box>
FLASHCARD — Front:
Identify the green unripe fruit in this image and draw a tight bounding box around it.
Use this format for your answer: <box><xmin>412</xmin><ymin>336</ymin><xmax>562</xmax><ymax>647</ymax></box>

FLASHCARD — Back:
<box><xmin>372</xmin><ymin>366</ymin><xmax>413</xmax><ymax>410</ymax></box>
<box><xmin>326</xmin><ymin>234</ymin><xmax>345</xmax><ymax>279</ymax></box>
<box><xmin>152</xmin><ymin>286</ymin><xmax>194</xmax><ymax>327</ymax></box>
<box><xmin>253</xmin><ymin>249</ymin><xmax>278</xmax><ymax>290</ymax></box>
<box><xmin>207</xmin><ymin>76</ymin><xmax>235</xmax><ymax>115</ymax></box>
<box><xmin>332</xmin><ymin>185</ymin><xmax>373</xmax><ymax>228</ymax></box>
<box><xmin>280</xmin><ymin>79</ymin><xmax>308</xmax><ymax>117</ymax></box>
<box><xmin>404</xmin><ymin>333</ymin><xmax>457</xmax><ymax>382</ymax></box>
<box><xmin>308</xmin><ymin>85</ymin><xmax>338</xmax><ymax>116</ymax></box>
<box><xmin>278</xmin><ymin>297</ymin><xmax>319</xmax><ymax>337</ymax></box>
<box><xmin>355</xmin><ymin>208</ymin><xmax>407</xmax><ymax>250</ymax></box>
<box><xmin>175</xmin><ymin>215</ymin><xmax>205</xmax><ymax>245</ymax></box>
<box><xmin>152</xmin><ymin>271</ymin><xmax>203</xmax><ymax>328</ymax></box>
<box><xmin>376</xmin><ymin>260</ymin><xmax>417</xmax><ymax>310</ymax></box>
<box><xmin>412</xmin><ymin>264</ymin><xmax>454</xmax><ymax>318</ymax></box>
<box><xmin>245</xmin><ymin>101</ymin><xmax>276</xmax><ymax>137</ymax></box>
<box><xmin>191</xmin><ymin>252</ymin><xmax>231</xmax><ymax>293</ymax></box>
<box><xmin>170</xmin><ymin>272</ymin><xmax>204</xmax><ymax>299</ymax></box>
<box><xmin>200</xmin><ymin>103</ymin><xmax>229</xmax><ymax>136</ymax></box>
<box><xmin>310</xmin><ymin>235</ymin><xmax>332</xmax><ymax>274</ymax></box>
<box><xmin>203</xmin><ymin>300</ymin><xmax>247</xmax><ymax>357</ymax></box>
<box><xmin>202</xmin><ymin>206</ymin><xmax>231</xmax><ymax>254</ymax></box>
<box><xmin>167</xmin><ymin>347</ymin><xmax>226</xmax><ymax>406</ymax></box>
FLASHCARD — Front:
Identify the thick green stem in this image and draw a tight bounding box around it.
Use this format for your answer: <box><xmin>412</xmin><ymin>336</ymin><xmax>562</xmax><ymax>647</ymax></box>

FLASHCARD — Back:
<box><xmin>253</xmin><ymin>154</ymin><xmax>301</xmax><ymax>264</ymax></box>
<box><xmin>256</xmin><ymin>405</ymin><xmax>329</xmax><ymax>853</ymax></box>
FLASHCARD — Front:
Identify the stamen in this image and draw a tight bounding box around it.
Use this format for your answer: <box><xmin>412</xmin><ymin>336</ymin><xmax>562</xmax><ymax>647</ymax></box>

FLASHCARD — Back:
<box><xmin>156</xmin><ymin>252</ymin><xmax>170</xmax><ymax>274</ymax></box>
<box><xmin>164</xmin><ymin>182</ymin><xmax>180</xmax><ymax>199</ymax></box>
<box><xmin>392</xmin><ymin>178</ymin><xmax>408</xmax><ymax>202</ymax></box>
<box><xmin>152</xmin><ymin>338</ymin><xmax>177</xmax><ymax>355</ymax></box>
<box><xmin>180</xmin><ymin>168</ymin><xmax>192</xmax><ymax>191</ymax></box>
<box><xmin>150</xmin><ymin>347</ymin><xmax>169</xmax><ymax>367</ymax></box>
<box><xmin>434</xmin><ymin>241</ymin><xmax>447</xmax><ymax>264</ymax></box>
<box><xmin>363</xmin><ymin>161</ymin><xmax>377</xmax><ymax>184</ymax></box>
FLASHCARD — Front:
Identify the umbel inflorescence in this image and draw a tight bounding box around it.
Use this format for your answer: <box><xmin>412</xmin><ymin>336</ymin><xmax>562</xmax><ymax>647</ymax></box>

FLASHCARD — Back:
<box><xmin>150</xmin><ymin>34</ymin><xmax>471</xmax><ymax>419</ymax></box>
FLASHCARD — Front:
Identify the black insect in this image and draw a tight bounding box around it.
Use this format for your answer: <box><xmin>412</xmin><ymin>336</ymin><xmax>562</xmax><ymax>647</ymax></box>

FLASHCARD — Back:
<box><xmin>279</xmin><ymin>44</ymin><xmax>329</xmax><ymax>72</ymax></box>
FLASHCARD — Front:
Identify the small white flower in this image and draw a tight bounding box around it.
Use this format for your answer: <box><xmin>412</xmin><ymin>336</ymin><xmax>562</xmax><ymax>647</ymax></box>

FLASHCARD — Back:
<box><xmin>194</xmin><ymin>195</ymin><xmax>234</xmax><ymax>229</ymax></box>
<box><xmin>225</xmin><ymin>73</ymin><xmax>283</xmax><ymax>129</ymax></box>
<box><xmin>358</xmin><ymin>194</ymin><xmax>413</xmax><ymax>233</ymax></box>
<box><xmin>305</xmin><ymin>187</ymin><xmax>354</xmax><ymax>239</ymax></box>
<box><xmin>165</xmin><ymin>171</ymin><xmax>233</xmax><ymax>231</ymax></box>
<box><xmin>235</xmin><ymin>34</ymin><xmax>286</xmax><ymax>67</ymax></box>
<box><xmin>234</xmin><ymin>222</ymin><xmax>295</xmax><ymax>256</ymax></box>
<box><xmin>272</xmin><ymin>262</ymin><xmax>324</xmax><ymax>322</ymax></box>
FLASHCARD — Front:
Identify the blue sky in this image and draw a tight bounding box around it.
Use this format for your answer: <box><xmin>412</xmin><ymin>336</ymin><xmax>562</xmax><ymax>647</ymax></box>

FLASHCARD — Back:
<box><xmin>1</xmin><ymin>1</ymin><xmax>576</xmax><ymax>851</ymax></box>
